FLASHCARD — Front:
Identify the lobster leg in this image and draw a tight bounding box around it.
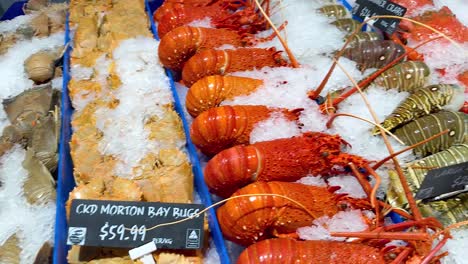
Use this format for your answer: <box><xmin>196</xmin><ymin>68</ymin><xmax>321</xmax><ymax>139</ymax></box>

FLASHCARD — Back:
<box><xmin>389</xmin><ymin>31</ymin><xmax>424</xmax><ymax>60</ymax></box>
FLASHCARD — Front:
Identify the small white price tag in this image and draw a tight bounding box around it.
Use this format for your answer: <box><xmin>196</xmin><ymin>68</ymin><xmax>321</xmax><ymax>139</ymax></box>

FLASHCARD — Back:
<box><xmin>140</xmin><ymin>254</ymin><xmax>156</xmax><ymax>264</ymax></box>
<box><xmin>129</xmin><ymin>241</ymin><xmax>157</xmax><ymax>260</ymax></box>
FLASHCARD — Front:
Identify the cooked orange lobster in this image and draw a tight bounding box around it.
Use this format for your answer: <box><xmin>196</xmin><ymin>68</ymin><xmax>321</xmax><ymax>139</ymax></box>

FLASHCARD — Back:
<box><xmin>158</xmin><ymin>26</ymin><xmax>246</xmax><ymax>71</ymax></box>
<box><xmin>159</xmin><ymin>25</ymin><xmax>282</xmax><ymax>71</ymax></box>
<box><xmin>156</xmin><ymin>0</ymin><xmax>267</xmax><ymax>37</ymax></box>
<box><xmin>190</xmin><ymin>105</ymin><xmax>303</xmax><ymax>155</ymax></box>
<box><xmin>204</xmin><ymin>132</ymin><xmax>369</xmax><ymax>197</ymax></box>
<box><xmin>217</xmin><ymin>181</ymin><xmax>369</xmax><ymax>246</ymax></box>
<box><xmin>237</xmin><ymin>238</ymin><xmax>385</xmax><ymax>264</ymax></box>
<box><xmin>181</xmin><ymin>47</ymin><xmax>288</xmax><ymax>87</ymax></box>
<box><xmin>186</xmin><ymin>75</ymin><xmax>264</xmax><ymax>117</ymax></box>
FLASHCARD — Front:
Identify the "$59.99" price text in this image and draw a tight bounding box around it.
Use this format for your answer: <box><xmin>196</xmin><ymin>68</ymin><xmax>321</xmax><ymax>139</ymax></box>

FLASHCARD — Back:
<box><xmin>99</xmin><ymin>222</ymin><xmax>146</xmax><ymax>242</ymax></box>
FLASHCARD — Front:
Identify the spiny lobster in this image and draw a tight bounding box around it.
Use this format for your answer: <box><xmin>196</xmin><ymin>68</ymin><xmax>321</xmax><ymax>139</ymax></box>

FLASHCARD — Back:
<box><xmin>204</xmin><ymin>132</ymin><xmax>369</xmax><ymax>197</ymax></box>
<box><xmin>190</xmin><ymin>105</ymin><xmax>303</xmax><ymax>156</ymax></box>
<box><xmin>216</xmin><ymin>181</ymin><xmax>371</xmax><ymax>246</ymax></box>
<box><xmin>237</xmin><ymin>238</ymin><xmax>386</xmax><ymax>264</ymax></box>
<box><xmin>156</xmin><ymin>0</ymin><xmax>269</xmax><ymax>38</ymax></box>
<box><xmin>158</xmin><ymin>25</ymin><xmax>280</xmax><ymax>71</ymax></box>
<box><xmin>181</xmin><ymin>47</ymin><xmax>288</xmax><ymax>87</ymax></box>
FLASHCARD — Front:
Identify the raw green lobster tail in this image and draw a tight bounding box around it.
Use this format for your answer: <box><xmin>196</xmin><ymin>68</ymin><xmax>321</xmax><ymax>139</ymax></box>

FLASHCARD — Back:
<box><xmin>393</xmin><ymin>111</ymin><xmax>467</xmax><ymax>157</ymax></box>
<box><xmin>342</xmin><ymin>40</ymin><xmax>405</xmax><ymax>71</ymax></box>
<box><xmin>373</xmin><ymin>61</ymin><xmax>431</xmax><ymax>92</ymax></box>
<box><xmin>318</xmin><ymin>4</ymin><xmax>348</xmax><ymax>19</ymax></box>
<box><xmin>418</xmin><ymin>193</ymin><xmax>468</xmax><ymax>227</ymax></box>
<box><xmin>347</xmin><ymin>32</ymin><xmax>383</xmax><ymax>46</ymax></box>
<box><xmin>372</xmin><ymin>84</ymin><xmax>465</xmax><ymax>135</ymax></box>
<box><xmin>332</xmin><ymin>18</ymin><xmax>361</xmax><ymax>32</ymax></box>
<box><xmin>387</xmin><ymin>144</ymin><xmax>468</xmax><ymax>226</ymax></box>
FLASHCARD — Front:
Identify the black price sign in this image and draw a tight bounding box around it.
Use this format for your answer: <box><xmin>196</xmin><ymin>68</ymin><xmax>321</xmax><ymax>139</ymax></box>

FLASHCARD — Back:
<box><xmin>352</xmin><ymin>0</ymin><xmax>407</xmax><ymax>34</ymax></box>
<box><xmin>67</xmin><ymin>199</ymin><xmax>205</xmax><ymax>249</ymax></box>
<box><xmin>415</xmin><ymin>161</ymin><xmax>468</xmax><ymax>201</ymax></box>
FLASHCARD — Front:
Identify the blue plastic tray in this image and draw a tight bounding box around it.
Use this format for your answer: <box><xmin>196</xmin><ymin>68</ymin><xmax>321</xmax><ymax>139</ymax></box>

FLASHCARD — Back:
<box><xmin>0</xmin><ymin>1</ymin><xmax>26</xmax><ymax>21</ymax></box>
<box><xmin>53</xmin><ymin>1</ymin><xmax>231</xmax><ymax>263</ymax></box>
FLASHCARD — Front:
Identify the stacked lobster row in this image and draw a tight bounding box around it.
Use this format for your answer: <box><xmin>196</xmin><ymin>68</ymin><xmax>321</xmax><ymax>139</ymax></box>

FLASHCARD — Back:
<box><xmin>156</xmin><ymin>0</ymin><xmax>467</xmax><ymax>263</ymax></box>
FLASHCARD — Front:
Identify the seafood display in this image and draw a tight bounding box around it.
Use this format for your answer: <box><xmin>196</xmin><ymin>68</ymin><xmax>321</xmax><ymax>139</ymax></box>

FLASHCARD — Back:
<box><xmin>155</xmin><ymin>0</ymin><xmax>468</xmax><ymax>263</ymax></box>
<box><xmin>1</xmin><ymin>0</ymin><xmax>467</xmax><ymax>263</ymax></box>
<box><xmin>0</xmin><ymin>0</ymin><xmax>65</xmax><ymax>263</ymax></box>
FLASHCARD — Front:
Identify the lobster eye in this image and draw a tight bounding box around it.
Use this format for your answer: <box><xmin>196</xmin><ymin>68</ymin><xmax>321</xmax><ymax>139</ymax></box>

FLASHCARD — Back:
<box><xmin>321</xmin><ymin>152</ymin><xmax>329</xmax><ymax>157</ymax></box>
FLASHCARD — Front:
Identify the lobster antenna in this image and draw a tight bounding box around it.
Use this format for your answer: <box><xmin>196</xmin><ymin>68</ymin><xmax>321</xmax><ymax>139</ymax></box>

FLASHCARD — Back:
<box><xmin>252</xmin><ymin>0</ymin><xmax>300</xmax><ymax>68</ymax></box>
<box><xmin>372</xmin><ymin>129</ymin><xmax>450</xmax><ymax>170</ymax></box>
<box><xmin>310</xmin><ymin>15</ymin><xmax>463</xmax><ymax>100</ymax></box>
<box><xmin>431</xmin><ymin>220</ymin><xmax>468</xmax><ymax>239</ymax></box>
<box><xmin>326</xmin><ymin>113</ymin><xmax>404</xmax><ymax>144</ymax></box>
<box><xmin>348</xmin><ymin>163</ymin><xmax>414</xmax><ymax>221</ymax></box>
<box><xmin>332</xmin><ymin>57</ymin><xmax>423</xmax><ymax>221</ymax></box>
<box><xmin>129</xmin><ymin>193</ymin><xmax>319</xmax><ymax>232</ymax></box>
<box><xmin>420</xmin><ymin>237</ymin><xmax>450</xmax><ymax>264</ymax></box>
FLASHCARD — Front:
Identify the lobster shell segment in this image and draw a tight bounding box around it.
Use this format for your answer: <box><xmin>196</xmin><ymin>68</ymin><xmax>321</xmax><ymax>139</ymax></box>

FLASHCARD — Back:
<box><xmin>217</xmin><ymin>181</ymin><xmax>342</xmax><ymax>246</ymax></box>
<box><xmin>158</xmin><ymin>26</ymin><xmax>244</xmax><ymax>71</ymax></box>
<box><xmin>374</xmin><ymin>61</ymin><xmax>430</xmax><ymax>92</ymax></box>
<box><xmin>237</xmin><ymin>238</ymin><xmax>385</xmax><ymax>264</ymax></box>
<box><xmin>204</xmin><ymin>132</ymin><xmax>368</xmax><ymax>197</ymax></box>
<box><xmin>372</xmin><ymin>84</ymin><xmax>464</xmax><ymax>135</ymax></box>
<box><xmin>181</xmin><ymin>48</ymin><xmax>288</xmax><ymax>87</ymax></box>
<box><xmin>154</xmin><ymin>0</ymin><xmax>215</xmax><ymax>21</ymax></box>
<box><xmin>186</xmin><ymin>75</ymin><xmax>264</xmax><ymax>117</ymax></box>
<box><xmin>190</xmin><ymin>105</ymin><xmax>302</xmax><ymax>155</ymax></box>
<box><xmin>342</xmin><ymin>40</ymin><xmax>405</xmax><ymax>72</ymax></box>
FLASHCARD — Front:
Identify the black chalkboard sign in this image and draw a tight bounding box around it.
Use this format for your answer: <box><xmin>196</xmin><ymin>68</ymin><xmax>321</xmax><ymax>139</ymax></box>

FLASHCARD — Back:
<box><xmin>415</xmin><ymin>161</ymin><xmax>468</xmax><ymax>201</ymax></box>
<box><xmin>67</xmin><ymin>199</ymin><xmax>205</xmax><ymax>249</ymax></box>
<box><xmin>352</xmin><ymin>0</ymin><xmax>407</xmax><ymax>35</ymax></box>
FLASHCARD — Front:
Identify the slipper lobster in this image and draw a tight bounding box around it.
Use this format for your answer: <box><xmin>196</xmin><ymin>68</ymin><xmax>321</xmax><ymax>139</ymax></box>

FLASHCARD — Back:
<box><xmin>204</xmin><ymin>132</ymin><xmax>369</xmax><ymax>197</ymax></box>
<box><xmin>217</xmin><ymin>181</ymin><xmax>369</xmax><ymax>246</ymax></box>
<box><xmin>186</xmin><ymin>75</ymin><xmax>264</xmax><ymax>117</ymax></box>
<box><xmin>237</xmin><ymin>238</ymin><xmax>385</xmax><ymax>264</ymax></box>
<box><xmin>181</xmin><ymin>47</ymin><xmax>288</xmax><ymax>87</ymax></box>
<box><xmin>190</xmin><ymin>105</ymin><xmax>303</xmax><ymax>155</ymax></box>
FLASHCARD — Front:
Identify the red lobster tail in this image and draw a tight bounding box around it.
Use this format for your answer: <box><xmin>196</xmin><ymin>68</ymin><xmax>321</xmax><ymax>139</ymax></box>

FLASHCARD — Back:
<box><xmin>182</xmin><ymin>48</ymin><xmax>288</xmax><ymax>87</ymax></box>
<box><xmin>237</xmin><ymin>239</ymin><xmax>386</xmax><ymax>264</ymax></box>
<box><xmin>204</xmin><ymin>145</ymin><xmax>260</xmax><ymax>197</ymax></box>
